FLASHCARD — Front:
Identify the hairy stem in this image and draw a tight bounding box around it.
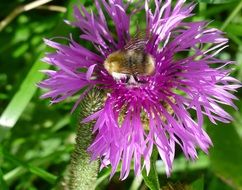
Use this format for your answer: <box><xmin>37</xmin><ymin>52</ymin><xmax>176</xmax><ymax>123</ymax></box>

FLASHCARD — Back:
<box><xmin>68</xmin><ymin>89</ymin><xmax>104</xmax><ymax>190</ymax></box>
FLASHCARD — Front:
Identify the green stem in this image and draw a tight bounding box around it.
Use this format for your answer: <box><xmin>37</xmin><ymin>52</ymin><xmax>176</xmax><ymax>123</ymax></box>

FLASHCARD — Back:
<box><xmin>221</xmin><ymin>1</ymin><xmax>242</xmax><ymax>30</ymax></box>
<box><xmin>67</xmin><ymin>89</ymin><xmax>104</xmax><ymax>190</ymax></box>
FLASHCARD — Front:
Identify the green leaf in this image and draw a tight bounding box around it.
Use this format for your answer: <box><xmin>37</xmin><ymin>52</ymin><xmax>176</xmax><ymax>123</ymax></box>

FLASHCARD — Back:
<box><xmin>207</xmin><ymin>122</ymin><xmax>242</xmax><ymax>190</ymax></box>
<box><xmin>225</xmin><ymin>24</ymin><xmax>242</xmax><ymax>37</ymax></box>
<box><xmin>142</xmin><ymin>148</ymin><xmax>160</xmax><ymax>190</ymax></box>
<box><xmin>28</xmin><ymin>166</ymin><xmax>57</xmax><ymax>185</ymax></box>
<box><xmin>0</xmin><ymin>167</ymin><xmax>8</xmax><ymax>190</ymax></box>
<box><xmin>189</xmin><ymin>177</ymin><xmax>204</xmax><ymax>190</ymax></box>
<box><xmin>95</xmin><ymin>168</ymin><xmax>111</xmax><ymax>188</ymax></box>
<box><xmin>0</xmin><ymin>54</ymin><xmax>49</xmax><ymax>128</ymax></box>
<box><xmin>2</xmin><ymin>147</ymin><xmax>57</xmax><ymax>184</ymax></box>
<box><xmin>3</xmin><ymin>147</ymin><xmax>72</xmax><ymax>184</ymax></box>
<box><xmin>156</xmin><ymin>154</ymin><xmax>209</xmax><ymax>174</ymax></box>
<box><xmin>207</xmin><ymin>176</ymin><xmax>235</xmax><ymax>190</ymax></box>
<box><xmin>197</xmin><ymin>0</ymin><xmax>240</xmax><ymax>4</ymax></box>
<box><xmin>129</xmin><ymin>175</ymin><xmax>143</xmax><ymax>190</ymax></box>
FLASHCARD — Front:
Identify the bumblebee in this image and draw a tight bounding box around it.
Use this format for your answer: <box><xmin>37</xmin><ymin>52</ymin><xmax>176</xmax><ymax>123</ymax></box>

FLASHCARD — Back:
<box><xmin>104</xmin><ymin>36</ymin><xmax>155</xmax><ymax>84</ymax></box>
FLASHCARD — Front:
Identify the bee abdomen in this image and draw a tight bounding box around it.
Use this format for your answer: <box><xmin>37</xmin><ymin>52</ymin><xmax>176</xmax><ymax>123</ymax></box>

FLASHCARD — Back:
<box><xmin>126</xmin><ymin>50</ymin><xmax>146</xmax><ymax>74</ymax></box>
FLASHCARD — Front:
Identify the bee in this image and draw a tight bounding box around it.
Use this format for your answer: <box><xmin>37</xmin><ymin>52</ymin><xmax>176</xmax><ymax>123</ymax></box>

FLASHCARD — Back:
<box><xmin>104</xmin><ymin>35</ymin><xmax>155</xmax><ymax>84</ymax></box>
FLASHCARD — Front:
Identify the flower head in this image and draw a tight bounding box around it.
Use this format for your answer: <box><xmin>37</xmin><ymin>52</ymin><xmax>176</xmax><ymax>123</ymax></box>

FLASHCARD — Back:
<box><xmin>39</xmin><ymin>0</ymin><xmax>240</xmax><ymax>180</ymax></box>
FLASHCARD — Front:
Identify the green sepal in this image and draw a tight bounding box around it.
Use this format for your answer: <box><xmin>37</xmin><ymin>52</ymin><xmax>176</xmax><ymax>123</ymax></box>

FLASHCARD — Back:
<box><xmin>142</xmin><ymin>148</ymin><xmax>160</xmax><ymax>190</ymax></box>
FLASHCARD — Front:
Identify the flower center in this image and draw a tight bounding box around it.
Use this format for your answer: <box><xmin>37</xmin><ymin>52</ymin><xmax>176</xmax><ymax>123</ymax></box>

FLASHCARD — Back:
<box><xmin>117</xmin><ymin>97</ymin><xmax>175</xmax><ymax>131</ymax></box>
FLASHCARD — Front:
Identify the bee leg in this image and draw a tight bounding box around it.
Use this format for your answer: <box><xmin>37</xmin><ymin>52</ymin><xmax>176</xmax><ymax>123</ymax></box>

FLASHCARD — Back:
<box><xmin>125</xmin><ymin>75</ymin><xmax>131</xmax><ymax>83</ymax></box>
<box><xmin>134</xmin><ymin>75</ymin><xmax>146</xmax><ymax>84</ymax></box>
<box><xmin>133</xmin><ymin>75</ymin><xmax>139</xmax><ymax>82</ymax></box>
<box><xmin>128</xmin><ymin>75</ymin><xmax>138</xmax><ymax>84</ymax></box>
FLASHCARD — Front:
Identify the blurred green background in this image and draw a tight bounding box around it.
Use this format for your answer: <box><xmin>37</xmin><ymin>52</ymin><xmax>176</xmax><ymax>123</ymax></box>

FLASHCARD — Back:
<box><xmin>0</xmin><ymin>0</ymin><xmax>242</xmax><ymax>189</ymax></box>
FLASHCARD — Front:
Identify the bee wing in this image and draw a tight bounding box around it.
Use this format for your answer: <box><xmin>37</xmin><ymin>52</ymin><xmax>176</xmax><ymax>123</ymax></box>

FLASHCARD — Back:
<box><xmin>124</xmin><ymin>32</ymin><xmax>148</xmax><ymax>51</ymax></box>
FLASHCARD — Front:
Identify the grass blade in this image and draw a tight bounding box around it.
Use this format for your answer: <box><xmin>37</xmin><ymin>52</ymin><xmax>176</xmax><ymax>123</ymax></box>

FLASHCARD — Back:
<box><xmin>0</xmin><ymin>0</ymin><xmax>79</xmax><ymax>129</ymax></box>
<box><xmin>2</xmin><ymin>147</ymin><xmax>57</xmax><ymax>184</ymax></box>
<box><xmin>0</xmin><ymin>54</ymin><xmax>49</xmax><ymax>128</ymax></box>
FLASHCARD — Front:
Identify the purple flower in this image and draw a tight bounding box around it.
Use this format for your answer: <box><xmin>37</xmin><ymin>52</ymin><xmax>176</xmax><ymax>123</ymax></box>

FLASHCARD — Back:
<box><xmin>39</xmin><ymin>0</ymin><xmax>240</xmax><ymax>180</ymax></box>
